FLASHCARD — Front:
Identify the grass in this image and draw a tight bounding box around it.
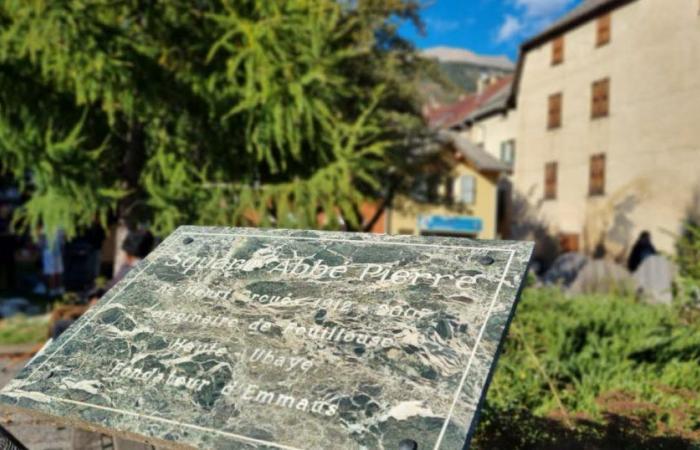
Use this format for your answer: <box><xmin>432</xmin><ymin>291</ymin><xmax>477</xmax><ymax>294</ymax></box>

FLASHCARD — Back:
<box><xmin>474</xmin><ymin>287</ymin><xmax>700</xmax><ymax>449</ymax></box>
<box><xmin>0</xmin><ymin>314</ymin><xmax>49</xmax><ymax>345</ymax></box>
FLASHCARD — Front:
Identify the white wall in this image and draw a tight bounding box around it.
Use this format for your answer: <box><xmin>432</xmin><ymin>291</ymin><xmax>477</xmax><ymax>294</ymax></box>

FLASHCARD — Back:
<box><xmin>463</xmin><ymin>109</ymin><xmax>519</xmax><ymax>164</ymax></box>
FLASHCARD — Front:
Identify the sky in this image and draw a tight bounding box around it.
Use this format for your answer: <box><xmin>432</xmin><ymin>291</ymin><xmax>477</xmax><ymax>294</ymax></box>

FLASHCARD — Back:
<box><xmin>399</xmin><ymin>0</ymin><xmax>583</xmax><ymax>61</ymax></box>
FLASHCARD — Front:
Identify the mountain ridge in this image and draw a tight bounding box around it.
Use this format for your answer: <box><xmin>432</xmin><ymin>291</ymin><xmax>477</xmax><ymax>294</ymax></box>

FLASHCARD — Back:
<box><xmin>422</xmin><ymin>46</ymin><xmax>515</xmax><ymax>71</ymax></box>
<box><xmin>418</xmin><ymin>46</ymin><xmax>515</xmax><ymax>105</ymax></box>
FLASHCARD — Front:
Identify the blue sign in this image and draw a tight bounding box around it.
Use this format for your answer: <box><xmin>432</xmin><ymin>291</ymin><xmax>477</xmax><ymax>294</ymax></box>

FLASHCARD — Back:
<box><xmin>418</xmin><ymin>215</ymin><xmax>483</xmax><ymax>234</ymax></box>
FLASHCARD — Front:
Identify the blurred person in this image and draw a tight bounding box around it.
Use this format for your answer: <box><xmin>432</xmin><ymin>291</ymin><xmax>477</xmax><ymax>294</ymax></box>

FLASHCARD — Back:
<box><xmin>64</xmin><ymin>219</ymin><xmax>106</xmax><ymax>291</ymax></box>
<box><xmin>627</xmin><ymin>231</ymin><xmax>657</xmax><ymax>273</ymax></box>
<box><xmin>84</xmin><ymin>218</ymin><xmax>106</xmax><ymax>281</ymax></box>
<box><xmin>593</xmin><ymin>242</ymin><xmax>607</xmax><ymax>260</ymax></box>
<box><xmin>39</xmin><ymin>227</ymin><xmax>65</xmax><ymax>297</ymax></box>
<box><xmin>0</xmin><ymin>204</ymin><xmax>17</xmax><ymax>290</ymax></box>
<box><xmin>105</xmin><ymin>229</ymin><xmax>153</xmax><ymax>290</ymax></box>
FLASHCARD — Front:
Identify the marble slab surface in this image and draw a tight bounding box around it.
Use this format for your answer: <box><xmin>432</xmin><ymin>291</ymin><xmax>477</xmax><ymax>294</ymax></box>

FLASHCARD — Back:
<box><xmin>0</xmin><ymin>227</ymin><xmax>533</xmax><ymax>450</ymax></box>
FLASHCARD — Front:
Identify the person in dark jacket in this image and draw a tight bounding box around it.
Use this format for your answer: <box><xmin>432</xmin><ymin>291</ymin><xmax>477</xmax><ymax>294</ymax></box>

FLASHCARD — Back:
<box><xmin>627</xmin><ymin>231</ymin><xmax>657</xmax><ymax>272</ymax></box>
<box><xmin>105</xmin><ymin>230</ymin><xmax>154</xmax><ymax>290</ymax></box>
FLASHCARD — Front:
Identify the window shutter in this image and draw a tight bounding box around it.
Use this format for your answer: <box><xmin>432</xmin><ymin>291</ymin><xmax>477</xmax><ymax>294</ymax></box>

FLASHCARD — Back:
<box><xmin>545</xmin><ymin>162</ymin><xmax>557</xmax><ymax>200</ymax></box>
<box><xmin>552</xmin><ymin>36</ymin><xmax>565</xmax><ymax>65</ymax></box>
<box><xmin>597</xmin><ymin>14</ymin><xmax>611</xmax><ymax>47</ymax></box>
<box><xmin>592</xmin><ymin>78</ymin><xmax>610</xmax><ymax>119</ymax></box>
<box><xmin>559</xmin><ymin>233</ymin><xmax>580</xmax><ymax>252</ymax></box>
<box><xmin>458</xmin><ymin>175</ymin><xmax>476</xmax><ymax>204</ymax></box>
<box><xmin>548</xmin><ymin>93</ymin><xmax>562</xmax><ymax>129</ymax></box>
<box><xmin>589</xmin><ymin>154</ymin><xmax>606</xmax><ymax>196</ymax></box>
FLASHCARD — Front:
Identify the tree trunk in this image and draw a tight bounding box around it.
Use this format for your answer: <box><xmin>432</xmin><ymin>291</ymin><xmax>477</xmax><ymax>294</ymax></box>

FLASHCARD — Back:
<box><xmin>362</xmin><ymin>180</ymin><xmax>397</xmax><ymax>232</ymax></box>
<box><xmin>113</xmin><ymin>120</ymin><xmax>146</xmax><ymax>275</ymax></box>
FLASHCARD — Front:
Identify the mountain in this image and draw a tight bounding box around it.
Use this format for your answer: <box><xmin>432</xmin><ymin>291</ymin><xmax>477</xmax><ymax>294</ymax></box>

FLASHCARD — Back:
<box><xmin>422</xmin><ymin>46</ymin><xmax>515</xmax><ymax>94</ymax></box>
<box><xmin>422</xmin><ymin>47</ymin><xmax>515</xmax><ymax>70</ymax></box>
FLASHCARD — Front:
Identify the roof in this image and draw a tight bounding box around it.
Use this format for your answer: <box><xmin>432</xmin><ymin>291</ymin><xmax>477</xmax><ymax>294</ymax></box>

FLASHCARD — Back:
<box><xmin>437</xmin><ymin>131</ymin><xmax>512</xmax><ymax>174</ymax></box>
<box><xmin>427</xmin><ymin>1</ymin><xmax>639</xmax><ymax>126</ymax></box>
<box><xmin>509</xmin><ymin>0</ymin><xmax>639</xmax><ymax>106</ymax></box>
<box><xmin>425</xmin><ymin>76</ymin><xmax>513</xmax><ymax>129</ymax></box>
<box><xmin>467</xmin><ymin>81</ymin><xmax>512</xmax><ymax>122</ymax></box>
<box><xmin>520</xmin><ymin>0</ymin><xmax>637</xmax><ymax>50</ymax></box>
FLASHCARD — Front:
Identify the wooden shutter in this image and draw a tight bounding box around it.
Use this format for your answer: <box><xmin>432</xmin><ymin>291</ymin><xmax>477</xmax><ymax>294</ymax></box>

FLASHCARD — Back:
<box><xmin>548</xmin><ymin>93</ymin><xmax>562</xmax><ymax>129</ymax></box>
<box><xmin>589</xmin><ymin>154</ymin><xmax>606</xmax><ymax>196</ymax></box>
<box><xmin>597</xmin><ymin>13</ymin><xmax>611</xmax><ymax>47</ymax></box>
<box><xmin>592</xmin><ymin>78</ymin><xmax>610</xmax><ymax>119</ymax></box>
<box><xmin>552</xmin><ymin>36</ymin><xmax>565</xmax><ymax>65</ymax></box>
<box><xmin>559</xmin><ymin>233</ymin><xmax>580</xmax><ymax>252</ymax></box>
<box><xmin>544</xmin><ymin>162</ymin><xmax>557</xmax><ymax>200</ymax></box>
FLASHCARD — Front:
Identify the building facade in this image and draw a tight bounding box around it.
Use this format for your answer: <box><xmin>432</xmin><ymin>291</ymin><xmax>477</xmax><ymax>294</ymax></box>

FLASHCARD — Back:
<box><xmin>503</xmin><ymin>0</ymin><xmax>700</xmax><ymax>260</ymax></box>
<box><xmin>386</xmin><ymin>133</ymin><xmax>510</xmax><ymax>239</ymax></box>
<box><xmin>465</xmin><ymin>110</ymin><xmax>518</xmax><ymax>168</ymax></box>
<box><xmin>419</xmin><ymin>78</ymin><xmax>517</xmax><ymax>239</ymax></box>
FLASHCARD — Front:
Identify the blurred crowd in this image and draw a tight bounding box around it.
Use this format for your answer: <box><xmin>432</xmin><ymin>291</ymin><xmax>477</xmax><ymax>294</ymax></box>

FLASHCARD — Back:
<box><xmin>1</xmin><ymin>177</ymin><xmax>155</xmax><ymax>338</ymax></box>
<box><xmin>1</xmin><ymin>221</ymin><xmax>153</xmax><ymax>299</ymax></box>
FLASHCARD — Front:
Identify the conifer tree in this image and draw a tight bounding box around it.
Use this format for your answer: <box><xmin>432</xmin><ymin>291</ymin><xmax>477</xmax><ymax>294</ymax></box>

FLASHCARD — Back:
<box><xmin>0</xmin><ymin>0</ymin><xmax>424</xmax><ymax>238</ymax></box>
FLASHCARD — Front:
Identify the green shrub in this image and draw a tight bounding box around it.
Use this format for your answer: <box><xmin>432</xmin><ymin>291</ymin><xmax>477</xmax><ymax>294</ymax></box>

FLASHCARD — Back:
<box><xmin>677</xmin><ymin>223</ymin><xmax>700</xmax><ymax>280</ymax></box>
<box><xmin>676</xmin><ymin>223</ymin><xmax>700</xmax><ymax>309</ymax></box>
<box><xmin>474</xmin><ymin>288</ymin><xmax>700</xmax><ymax>448</ymax></box>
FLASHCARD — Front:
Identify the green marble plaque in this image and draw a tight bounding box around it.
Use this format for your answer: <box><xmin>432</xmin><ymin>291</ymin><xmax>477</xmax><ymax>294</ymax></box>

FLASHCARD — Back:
<box><xmin>0</xmin><ymin>227</ymin><xmax>532</xmax><ymax>449</ymax></box>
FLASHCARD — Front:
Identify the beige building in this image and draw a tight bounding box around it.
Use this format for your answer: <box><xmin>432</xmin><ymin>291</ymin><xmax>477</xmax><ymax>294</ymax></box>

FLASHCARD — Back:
<box><xmin>461</xmin><ymin>84</ymin><xmax>518</xmax><ymax>168</ymax></box>
<box><xmin>459</xmin><ymin>80</ymin><xmax>519</xmax><ymax>239</ymax></box>
<box><xmin>427</xmin><ymin>76</ymin><xmax>518</xmax><ymax>166</ymax></box>
<box><xmin>467</xmin><ymin>0</ymin><xmax>700</xmax><ymax>261</ymax></box>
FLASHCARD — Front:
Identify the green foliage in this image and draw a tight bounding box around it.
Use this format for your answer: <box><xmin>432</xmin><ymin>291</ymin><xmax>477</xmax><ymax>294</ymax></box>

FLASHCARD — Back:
<box><xmin>674</xmin><ymin>223</ymin><xmax>700</xmax><ymax>310</ymax></box>
<box><xmin>0</xmin><ymin>0</ymin><xmax>424</xmax><ymax>238</ymax></box>
<box><xmin>475</xmin><ymin>288</ymin><xmax>700</xmax><ymax>447</ymax></box>
<box><xmin>436</xmin><ymin>61</ymin><xmax>487</xmax><ymax>93</ymax></box>
<box><xmin>677</xmin><ymin>223</ymin><xmax>700</xmax><ymax>280</ymax></box>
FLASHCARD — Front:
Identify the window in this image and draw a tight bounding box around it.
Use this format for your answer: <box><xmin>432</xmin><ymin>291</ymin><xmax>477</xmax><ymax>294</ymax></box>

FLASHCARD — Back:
<box><xmin>458</xmin><ymin>175</ymin><xmax>476</xmax><ymax>204</ymax></box>
<box><xmin>597</xmin><ymin>13</ymin><xmax>611</xmax><ymax>47</ymax></box>
<box><xmin>411</xmin><ymin>174</ymin><xmax>440</xmax><ymax>203</ymax></box>
<box><xmin>500</xmin><ymin>140</ymin><xmax>516</xmax><ymax>165</ymax></box>
<box><xmin>591</xmin><ymin>78</ymin><xmax>610</xmax><ymax>119</ymax></box>
<box><xmin>544</xmin><ymin>162</ymin><xmax>557</xmax><ymax>200</ymax></box>
<box><xmin>548</xmin><ymin>93</ymin><xmax>563</xmax><ymax>129</ymax></box>
<box><xmin>589</xmin><ymin>154</ymin><xmax>606</xmax><ymax>196</ymax></box>
<box><xmin>552</xmin><ymin>36</ymin><xmax>565</xmax><ymax>65</ymax></box>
